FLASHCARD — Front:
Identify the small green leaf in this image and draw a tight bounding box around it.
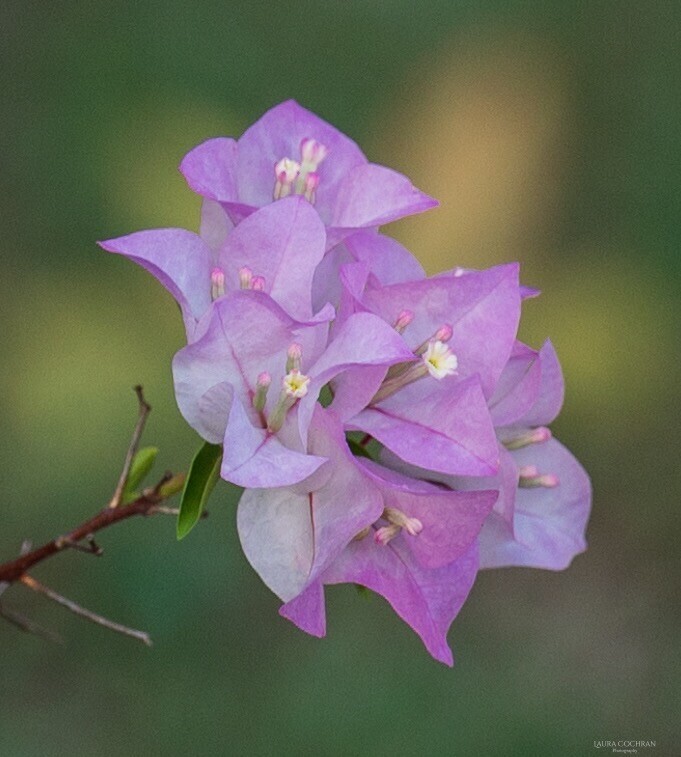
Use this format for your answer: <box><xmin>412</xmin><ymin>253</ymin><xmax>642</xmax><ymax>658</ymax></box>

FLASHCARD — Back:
<box><xmin>158</xmin><ymin>472</ymin><xmax>186</xmax><ymax>499</ymax></box>
<box><xmin>122</xmin><ymin>446</ymin><xmax>159</xmax><ymax>504</ymax></box>
<box><xmin>177</xmin><ymin>442</ymin><xmax>222</xmax><ymax>540</ymax></box>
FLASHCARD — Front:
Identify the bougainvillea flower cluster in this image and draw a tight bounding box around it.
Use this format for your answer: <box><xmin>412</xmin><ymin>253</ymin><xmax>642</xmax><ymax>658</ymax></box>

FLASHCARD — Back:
<box><xmin>101</xmin><ymin>100</ymin><xmax>591</xmax><ymax>665</ymax></box>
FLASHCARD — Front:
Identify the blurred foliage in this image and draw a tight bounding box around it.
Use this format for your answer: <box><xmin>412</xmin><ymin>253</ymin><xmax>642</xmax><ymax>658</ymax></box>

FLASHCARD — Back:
<box><xmin>1</xmin><ymin>1</ymin><xmax>680</xmax><ymax>755</ymax></box>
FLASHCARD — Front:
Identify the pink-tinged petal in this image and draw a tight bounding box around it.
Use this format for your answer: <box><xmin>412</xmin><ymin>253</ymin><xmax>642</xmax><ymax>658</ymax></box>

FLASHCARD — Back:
<box><xmin>336</xmin><ymin>261</ymin><xmax>372</xmax><ymax>329</ymax></box>
<box><xmin>362</xmin><ymin>264</ymin><xmax>521</xmax><ymax>398</ymax></box>
<box><xmin>330</xmin><ymin>163</ymin><xmax>438</xmax><ymax>230</ymax></box>
<box><xmin>479</xmin><ymin>438</ymin><xmax>591</xmax><ymax>570</ymax></box>
<box><xmin>443</xmin><ymin>267</ymin><xmax>540</xmax><ymax>301</ymax></box>
<box><xmin>352</xmin><ymin>375</ymin><xmax>499</xmax><ymax>477</ymax></box>
<box><xmin>311</xmin><ymin>243</ymin><xmax>354</xmax><ymax>313</ymax></box>
<box><xmin>380</xmin><ymin>441</ymin><xmax>517</xmax><ymax>533</ymax></box>
<box><xmin>359</xmin><ymin>459</ymin><xmax>498</xmax><ymax>568</ymax></box>
<box><xmin>309</xmin><ymin>312</ymin><xmax>415</xmax><ymax>384</ymax></box>
<box><xmin>218</xmin><ymin>196</ymin><xmax>326</xmax><ymax>320</ymax></box>
<box><xmin>312</xmin><ymin>232</ymin><xmax>424</xmax><ymax>313</ymax></box>
<box><xmin>322</xmin><ymin>538</ymin><xmax>479</xmax><ymax>666</ymax></box>
<box><xmin>99</xmin><ymin>229</ymin><xmax>213</xmax><ymax>339</ymax></box>
<box><xmin>279</xmin><ymin>581</ymin><xmax>326</xmax><ymax>637</ymax></box>
<box><xmin>236</xmin><ymin>100</ymin><xmax>366</xmax><ymax>218</ymax></box>
<box><xmin>179</xmin><ymin>137</ymin><xmax>239</xmax><ymax>202</ymax></box>
<box><xmin>297</xmin><ymin>312</ymin><xmax>415</xmax><ymax>443</ymax></box>
<box><xmin>516</xmin><ymin>340</ymin><xmax>564</xmax><ymax>427</ymax></box>
<box><xmin>520</xmin><ymin>284</ymin><xmax>541</xmax><ymax>299</ymax></box>
<box><xmin>237</xmin><ymin>486</ymin><xmax>315</xmax><ymax>601</ymax></box>
<box><xmin>196</xmin><ymin>382</ymin><xmax>234</xmax><ymax>445</ymax></box>
<box><xmin>221</xmin><ymin>396</ymin><xmax>327</xmax><ymax>488</ymax></box>
<box><xmin>172</xmin><ymin>292</ymin><xmax>299</xmax><ymax>440</ymax></box>
<box><xmin>345</xmin><ymin>231</ymin><xmax>425</xmax><ymax>285</ymax></box>
<box><xmin>237</xmin><ymin>409</ymin><xmax>383</xmax><ymax>601</ymax></box>
<box><xmin>440</xmin><ymin>444</ymin><xmax>519</xmax><ymax>532</ymax></box>
<box><xmin>489</xmin><ymin>341</ymin><xmax>543</xmax><ymax>427</ymax></box>
<box><xmin>302</xmin><ymin>409</ymin><xmax>384</xmax><ymax>581</ymax></box>
<box><xmin>329</xmin><ymin>364</ymin><xmax>387</xmax><ymax>424</ymax></box>
<box><xmin>199</xmin><ymin>199</ymin><xmax>233</xmax><ymax>253</ymax></box>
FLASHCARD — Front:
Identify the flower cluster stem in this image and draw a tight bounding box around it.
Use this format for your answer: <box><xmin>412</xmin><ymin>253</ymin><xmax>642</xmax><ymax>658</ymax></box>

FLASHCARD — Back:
<box><xmin>0</xmin><ymin>387</ymin><xmax>190</xmax><ymax>646</ymax></box>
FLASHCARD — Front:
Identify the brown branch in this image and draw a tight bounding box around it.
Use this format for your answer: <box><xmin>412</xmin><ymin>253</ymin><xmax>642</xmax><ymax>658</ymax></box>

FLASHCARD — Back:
<box><xmin>20</xmin><ymin>575</ymin><xmax>152</xmax><ymax>646</ymax></box>
<box><xmin>108</xmin><ymin>385</ymin><xmax>151</xmax><ymax>509</ymax></box>
<box><xmin>0</xmin><ymin>385</ymin><xmax>199</xmax><ymax>647</ymax></box>
<box><xmin>0</xmin><ymin>491</ymin><xmax>169</xmax><ymax>585</ymax></box>
<box><xmin>66</xmin><ymin>534</ymin><xmax>103</xmax><ymax>556</ymax></box>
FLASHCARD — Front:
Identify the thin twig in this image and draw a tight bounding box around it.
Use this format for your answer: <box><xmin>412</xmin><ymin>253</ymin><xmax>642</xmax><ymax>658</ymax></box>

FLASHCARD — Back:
<box><xmin>148</xmin><ymin>506</ymin><xmax>182</xmax><ymax>516</ymax></box>
<box><xmin>108</xmin><ymin>385</ymin><xmax>151</xmax><ymax>509</ymax></box>
<box><xmin>0</xmin><ymin>541</ymin><xmax>32</xmax><ymax>598</ymax></box>
<box><xmin>148</xmin><ymin>505</ymin><xmax>208</xmax><ymax>519</ymax></box>
<box><xmin>0</xmin><ymin>604</ymin><xmax>64</xmax><ymax>644</ymax></box>
<box><xmin>0</xmin><ymin>388</ymin><xmax>201</xmax><ymax>647</ymax></box>
<box><xmin>20</xmin><ymin>575</ymin><xmax>152</xmax><ymax>647</ymax></box>
<box><xmin>58</xmin><ymin>534</ymin><xmax>103</xmax><ymax>556</ymax></box>
<box><xmin>0</xmin><ymin>488</ymin><xmax>183</xmax><ymax>585</ymax></box>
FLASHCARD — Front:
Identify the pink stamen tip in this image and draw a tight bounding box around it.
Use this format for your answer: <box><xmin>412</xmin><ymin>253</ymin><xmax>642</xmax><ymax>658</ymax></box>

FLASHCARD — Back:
<box><xmin>532</xmin><ymin>427</ymin><xmax>552</xmax><ymax>443</ymax></box>
<box><xmin>303</xmin><ymin>172</ymin><xmax>319</xmax><ymax>202</ymax></box>
<box><xmin>374</xmin><ymin>526</ymin><xmax>398</xmax><ymax>546</ymax></box>
<box><xmin>287</xmin><ymin>343</ymin><xmax>303</xmax><ymax>360</ymax></box>
<box><xmin>210</xmin><ymin>267</ymin><xmax>226</xmax><ymax>300</ymax></box>
<box><xmin>519</xmin><ymin>465</ymin><xmax>539</xmax><ymax>478</ymax></box>
<box><xmin>540</xmin><ymin>473</ymin><xmax>559</xmax><ymax>488</ymax></box>
<box><xmin>238</xmin><ymin>266</ymin><xmax>253</xmax><ymax>289</ymax></box>
<box><xmin>274</xmin><ymin>158</ymin><xmax>300</xmax><ymax>184</ymax></box>
<box><xmin>300</xmin><ymin>138</ymin><xmax>328</xmax><ymax>166</ymax></box>
<box><xmin>394</xmin><ymin>309</ymin><xmax>414</xmax><ymax>332</ymax></box>
<box><xmin>404</xmin><ymin>517</ymin><xmax>423</xmax><ymax>537</ymax></box>
<box><xmin>435</xmin><ymin>323</ymin><xmax>454</xmax><ymax>342</ymax></box>
<box><xmin>257</xmin><ymin>372</ymin><xmax>271</xmax><ymax>388</ymax></box>
<box><xmin>251</xmin><ymin>276</ymin><xmax>266</xmax><ymax>291</ymax></box>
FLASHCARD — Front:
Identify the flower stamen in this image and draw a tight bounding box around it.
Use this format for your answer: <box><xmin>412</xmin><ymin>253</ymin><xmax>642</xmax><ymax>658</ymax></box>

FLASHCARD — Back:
<box><xmin>414</xmin><ymin>323</ymin><xmax>453</xmax><ymax>356</ymax></box>
<box><xmin>266</xmin><ymin>346</ymin><xmax>310</xmax><ymax>433</ymax></box>
<box><xmin>274</xmin><ymin>158</ymin><xmax>301</xmax><ymax>200</ymax></box>
<box><xmin>210</xmin><ymin>267</ymin><xmax>225</xmax><ymax>301</ymax></box>
<box><xmin>282</xmin><ymin>369</ymin><xmax>310</xmax><ymax>399</ymax></box>
<box><xmin>252</xmin><ymin>372</ymin><xmax>271</xmax><ymax>413</ymax></box>
<box><xmin>422</xmin><ymin>340</ymin><xmax>458</xmax><ymax>379</ymax></box>
<box><xmin>371</xmin><ymin>340</ymin><xmax>457</xmax><ymax>404</ymax></box>
<box><xmin>504</xmin><ymin>427</ymin><xmax>552</xmax><ymax>451</ymax></box>
<box><xmin>393</xmin><ymin>309</ymin><xmax>414</xmax><ymax>334</ymax></box>
<box><xmin>239</xmin><ymin>266</ymin><xmax>253</xmax><ymax>289</ymax></box>
<box><xmin>274</xmin><ymin>138</ymin><xmax>328</xmax><ymax>205</ymax></box>
<box><xmin>374</xmin><ymin>507</ymin><xmax>424</xmax><ymax>546</ymax></box>
<box><xmin>518</xmin><ymin>465</ymin><xmax>559</xmax><ymax>488</ymax></box>
<box><xmin>286</xmin><ymin>343</ymin><xmax>303</xmax><ymax>372</ymax></box>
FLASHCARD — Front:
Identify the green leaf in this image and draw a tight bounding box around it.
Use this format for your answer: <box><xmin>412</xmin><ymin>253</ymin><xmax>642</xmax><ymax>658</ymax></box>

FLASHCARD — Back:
<box><xmin>158</xmin><ymin>472</ymin><xmax>186</xmax><ymax>499</ymax></box>
<box><xmin>122</xmin><ymin>446</ymin><xmax>159</xmax><ymax>504</ymax></box>
<box><xmin>177</xmin><ymin>442</ymin><xmax>222</xmax><ymax>540</ymax></box>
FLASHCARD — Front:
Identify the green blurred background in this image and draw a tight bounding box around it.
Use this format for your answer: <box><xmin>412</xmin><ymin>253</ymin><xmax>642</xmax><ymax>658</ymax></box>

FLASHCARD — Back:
<box><xmin>1</xmin><ymin>2</ymin><xmax>679</xmax><ymax>755</ymax></box>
